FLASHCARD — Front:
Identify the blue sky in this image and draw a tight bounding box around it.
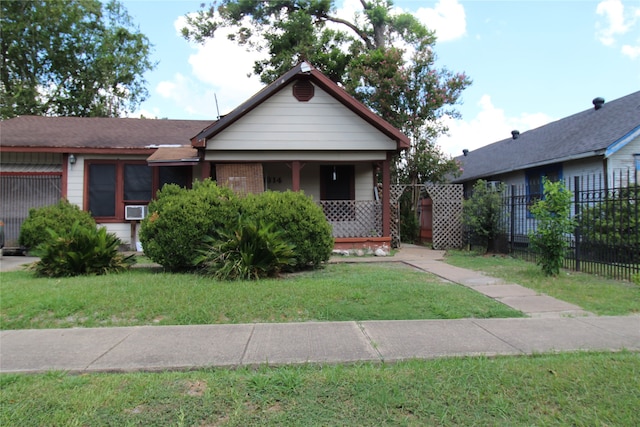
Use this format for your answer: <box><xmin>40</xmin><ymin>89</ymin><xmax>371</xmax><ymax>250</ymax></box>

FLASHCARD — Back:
<box><xmin>121</xmin><ymin>0</ymin><xmax>640</xmax><ymax>157</ymax></box>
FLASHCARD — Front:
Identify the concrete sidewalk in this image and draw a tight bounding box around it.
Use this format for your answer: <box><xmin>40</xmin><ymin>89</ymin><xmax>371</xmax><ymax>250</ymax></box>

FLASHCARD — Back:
<box><xmin>1</xmin><ymin>245</ymin><xmax>638</xmax><ymax>374</ymax></box>
<box><xmin>1</xmin><ymin>316</ymin><xmax>638</xmax><ymax>374</ymax></box>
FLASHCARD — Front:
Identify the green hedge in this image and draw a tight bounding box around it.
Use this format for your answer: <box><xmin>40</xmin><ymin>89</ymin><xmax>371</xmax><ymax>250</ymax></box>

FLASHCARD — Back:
<box><xmin>240</xmin><ymin>190</ymin><xmax>333</xmax><ymax>270</ymax></box>
<box><xmin>139</xmin><ymin>180</ymin><xmax>239</xmax><ymax>272</ymax></box>
<box><xmin>140</xmin><ymin>183</ymin><xmax>333</xmax><ymax>273</ymax></box>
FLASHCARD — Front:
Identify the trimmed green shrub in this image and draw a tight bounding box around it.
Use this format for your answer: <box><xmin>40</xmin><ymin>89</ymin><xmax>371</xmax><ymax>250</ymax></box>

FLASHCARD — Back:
<box><xmin>139</xmin><ymin>179</ymin><xmax>239</xmax><ymax>272</ymax></box>
<box><xmin>19</xmin><ymin>199</ymin><xmax>96</xmax><ymax>250</ymax></box>
<box><xmin>195</xmin><ymin>216</ymin><xmax>296</xmax><ymax>280</ymax></box>
<box><xmin>240</xmin><ymin>190</ymin><xmax>333</xmax><ymax>270</ymax></box>
<box><xmin>29</xmin><ymin>221</ymin><xmax>135</xmax><ymax>277</ymax></box>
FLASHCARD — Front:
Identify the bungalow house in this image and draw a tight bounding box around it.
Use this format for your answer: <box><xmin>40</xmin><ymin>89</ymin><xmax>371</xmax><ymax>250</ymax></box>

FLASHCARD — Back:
<box><xmin>451</xmin><ymin>90</ymin><xmax>639</xmax><ymax>249</ymax></box>
<box><xmin>0</xmin><ymin>62</ymin><xmax>409</xmax><ymax>251</ymax></box>
<box><xmin>452</xmin><ymin>90</ymin><xmax>640</xmax><ymax>192</ymax></box>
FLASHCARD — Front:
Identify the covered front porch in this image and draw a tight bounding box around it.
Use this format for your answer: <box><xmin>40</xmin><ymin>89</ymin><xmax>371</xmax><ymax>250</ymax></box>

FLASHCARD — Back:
<box><xmin>199</xmin><ymin>159</ymin><xmax>396</xmax><ymax>251</ymax></box>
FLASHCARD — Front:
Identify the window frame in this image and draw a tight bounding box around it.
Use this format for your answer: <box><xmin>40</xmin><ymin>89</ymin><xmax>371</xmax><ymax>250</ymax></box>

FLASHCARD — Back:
<box><xmin>525</xmin><ymin>164</ymin><xmax>563</xmax><ymax>216</ymax></box>
<box><xmin>84</xmin><ymin>160</ymin><xmax>192</xmax><ymax>222</ymax></box>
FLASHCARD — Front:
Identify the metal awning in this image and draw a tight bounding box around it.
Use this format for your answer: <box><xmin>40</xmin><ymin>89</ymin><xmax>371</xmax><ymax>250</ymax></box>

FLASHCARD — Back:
<box><xmin>146</xmin><ymin>146</ymin><xmax>200</xmax><ymax>166</ymax></box>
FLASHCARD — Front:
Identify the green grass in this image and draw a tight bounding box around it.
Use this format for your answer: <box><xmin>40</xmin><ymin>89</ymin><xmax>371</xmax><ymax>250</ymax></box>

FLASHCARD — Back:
<box><xmin>0</xmin><ymin>263</ymin><xmax>522</xmax><ymax>330</ymax></box>
<box><xmin>1</xmin><ymin>352</ymin><xmax>638</xmax><ymax>426</ymax></box>
<box><xmin>444</xmin><ymin>251</ymin><xmax>640</xmax><ymax>316</ymax></box>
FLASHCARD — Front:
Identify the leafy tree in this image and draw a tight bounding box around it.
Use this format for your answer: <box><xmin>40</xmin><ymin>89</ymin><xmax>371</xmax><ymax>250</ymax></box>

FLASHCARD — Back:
<box><xmin>1</xmin><ymin>0</ymin><xmax>155</xmax><ymax>118</ymax></box>
<box><xmin>183</xmin><ymin>1</ymin><xmax>470</xmax><ymax>241</ymax></box>
<box><xmin>462</xmin><ymin>180</ymin><xmax>506</xmax><ymax>253</ymax></box>
<box><xmin>529</xmin><ymin>179</ymin><xmax>575</xmax><ymax>276</ymax></box>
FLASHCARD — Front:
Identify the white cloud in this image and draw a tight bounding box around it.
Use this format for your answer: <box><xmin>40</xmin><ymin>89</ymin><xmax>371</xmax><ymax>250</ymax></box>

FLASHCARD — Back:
<box><xmin>437</xmin><ymin>95</ymin><xmax>554</xmax><ymax>158</ymax></box>
<box><xmin>152</xmin><ymin>14</ymin><xmax>264</xmax><ymax>119</ymax></box>
<box><xmin>415</xmin><ymin>0</ymin><xmax>467</xmax><ymax>42</ymax></box>
<box><xmin>596</xmin><ymin>0</ymin><xmax>640</xmax><ymax>59</ymax></box>
<box><xmin>622</xmin><ymin>44</ymin><xmax>640</xmax><ymax>59</ymax></box>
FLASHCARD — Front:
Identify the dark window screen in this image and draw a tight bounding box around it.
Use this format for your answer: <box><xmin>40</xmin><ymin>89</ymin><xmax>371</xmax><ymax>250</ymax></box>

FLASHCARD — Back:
<box><xmin>89</xmin><ymin>164</ymin><xmax>116</xmax><ymax>217</ymax></box>
<box><xmin>124</xmin><ymin>164</ymin><xmax>152</xmax><ymax>201</ymax></box>
<box><xmin>159</xmin><ymin>166</ymin><xmax>189</xmax><ymax>190</ymax></box>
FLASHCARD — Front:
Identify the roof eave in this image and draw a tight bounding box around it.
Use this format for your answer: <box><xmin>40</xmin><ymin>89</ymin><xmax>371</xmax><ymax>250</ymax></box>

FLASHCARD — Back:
<box><xmin>605</xmin><ymin>125</ymin><xmax>640</xmax><ymax>158</ymax></box>
<box><xmin>452</xmin><ymin>150</ymin><xmax>605</xmax><ymax>183</ymax></box>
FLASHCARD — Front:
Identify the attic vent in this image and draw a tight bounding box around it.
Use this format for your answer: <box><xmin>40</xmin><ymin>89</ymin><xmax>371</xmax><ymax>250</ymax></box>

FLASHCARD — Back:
<box><xmin>293</xmin><ymin>80</ymin><xmax>314</xmax><ymax>102</ymax></box>
<box><xmin>511</xmin><ymin>130</ymin><xmax>520</xmax><ymax>140</ymax></box>
<box><xmin>593</xmin><ymin>97</ymin><xmax>605</xmax><ymax>110</ymax></box>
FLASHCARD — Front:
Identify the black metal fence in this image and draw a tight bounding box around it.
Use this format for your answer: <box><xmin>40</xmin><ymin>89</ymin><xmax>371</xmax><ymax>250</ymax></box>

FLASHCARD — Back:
<box><xmin>466</xmin><ymin>172</ymin><xmax>639</xmax><ymax>281</ymax></box>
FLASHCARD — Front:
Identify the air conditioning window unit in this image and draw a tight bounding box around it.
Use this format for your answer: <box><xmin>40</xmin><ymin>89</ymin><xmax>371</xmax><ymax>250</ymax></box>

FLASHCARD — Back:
<box><xmin>125</xmin><ymin>205</ymin><xmax>148</xmax><ymax>221</ymax></box>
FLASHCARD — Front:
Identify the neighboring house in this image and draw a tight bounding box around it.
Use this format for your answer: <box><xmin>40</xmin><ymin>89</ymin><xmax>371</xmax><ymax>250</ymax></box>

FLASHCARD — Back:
<box><xmin>0</xmin><ymin>62</ymin><xmax>409</xmax><ymax>251</ymax></box>
<box><xmin>452</xmin><ymin>91</ymin><xmax>640</xmax><ymax>194</ymax></box>
<box><xmin>0</xmin><ymin>116</ymin><xmax>211</xmax><ymax>249</ymax></box>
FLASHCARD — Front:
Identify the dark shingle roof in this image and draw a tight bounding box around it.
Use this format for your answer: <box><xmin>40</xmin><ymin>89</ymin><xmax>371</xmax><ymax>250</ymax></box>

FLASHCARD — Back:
<box><xmin>0</xmin><ymin>116</ymin><xmax>213</xmax><ymax>150</ymax></box>
<box><xmin>452</xmin><ymin>91</ymin><xmax>640</xmax><ymax>182</ymax></box>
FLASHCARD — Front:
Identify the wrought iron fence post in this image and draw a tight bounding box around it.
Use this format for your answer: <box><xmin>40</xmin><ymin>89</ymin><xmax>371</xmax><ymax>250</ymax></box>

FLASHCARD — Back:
<box><xmin>574</xmin><ymin>176</ymin><xmax>581</xmax><ymax>272</ymax></box>
<box><xmin>510</xmin><ymin>185</ymin><xmax>516</xmax><ymax>254</ymax></box>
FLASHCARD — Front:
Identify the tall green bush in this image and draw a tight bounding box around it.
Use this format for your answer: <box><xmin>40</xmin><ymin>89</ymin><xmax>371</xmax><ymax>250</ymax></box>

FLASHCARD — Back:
<box><xmin>19</xmin><ymin>199</ymin><xmax>96</xmax><ymax>250</ymax></box>
<box><xmin>462</xmin><ymin>180</ymin><xmax>506</xmax><ymax>253</ymax></box>
<box><xmin>240</xmin><ymin>191</ymin><xmax>334</xmax><ymax>270</ymax></box>
<box><xmin>529</xmin><ymin>179</ymin><xmax>575</xmax><ymax>276</ymax></box>
<box><xmin>29</xmin><ymin>221</ymin><xmax>135</xmax><ymax>277</ymax></box>
<box><xmin>139</xmin><ymin>180</ymin><xmax>239</xmax><ymax>272</ymax></box>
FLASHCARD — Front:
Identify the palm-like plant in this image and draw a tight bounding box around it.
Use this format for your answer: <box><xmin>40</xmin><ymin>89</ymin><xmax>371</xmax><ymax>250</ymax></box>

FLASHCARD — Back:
<box><xmin>30</xmin><ymin>221</ymin><xmax>135</xmax><ymax>277</ymax></box>
<box><xmin>195</xmin><ymin>217</ymin><xmax>296</xmax><ymax>280</ymax></box>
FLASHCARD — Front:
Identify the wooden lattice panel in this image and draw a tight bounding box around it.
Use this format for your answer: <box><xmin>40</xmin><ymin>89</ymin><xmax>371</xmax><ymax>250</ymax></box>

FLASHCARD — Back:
<box><xmin>319</xmin><ymin>200</ymin><xmax>382</xmax><ymax>238</ymax></box>
<box><xmin>425</xmin><ymin>184</ymin><xmax>464</xmax><ymax>250</ymax></box>
<box><xmin>390</xmin><ymin>185</ymin><xmax>409</xmax><ymax>248</ymax></box>
<box><xmin>390</xmin><ymin>185</ymin><xmax>407</xmax><ymax>203</ymax></box>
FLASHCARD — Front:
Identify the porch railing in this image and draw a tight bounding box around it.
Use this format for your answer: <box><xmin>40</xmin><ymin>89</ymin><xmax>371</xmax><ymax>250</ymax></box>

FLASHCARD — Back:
<box><xmin>318</xmin><ymin>200</ymin><xmax>382</xmax><ymax>238</ymax></box>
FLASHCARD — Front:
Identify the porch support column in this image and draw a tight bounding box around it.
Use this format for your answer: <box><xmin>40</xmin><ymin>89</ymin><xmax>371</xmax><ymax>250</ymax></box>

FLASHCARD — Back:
<box><xmin>291</xmin><ymin>161</ymin><xmax>301</xmax><ymax>192</ymax></box>
<box><xmin>382</xmin><ymin>152</ymin><xmax>391</xmax><ymax>238</ymax></box>
<box><xmin>201</xmin><ymin>161</ymin><xmax>211</xmax><ymax>181</ymax></box>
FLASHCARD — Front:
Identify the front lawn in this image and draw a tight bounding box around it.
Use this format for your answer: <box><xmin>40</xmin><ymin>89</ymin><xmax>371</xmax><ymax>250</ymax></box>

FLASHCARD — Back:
<box><xmin>444</xmin><ymin>251</ymin><xmax>640</xmax><ymax>316</ymax></box>
<box><xmin>1</xmin><ymin>352</ymin><xmax>638</xmax><ymax>426</ymax></box>
<box><xmin>0</xmin><ymin>263</ymin><xmax>522</xmax><ymax>330</ymax></box>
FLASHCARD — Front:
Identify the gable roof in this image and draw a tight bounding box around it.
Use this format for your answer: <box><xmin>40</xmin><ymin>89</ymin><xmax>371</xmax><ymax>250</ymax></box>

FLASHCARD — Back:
<box><xmin>0</xmin><ymin>116</ymin><xmax>213</xmax><ymax>153</ymax></box>
<box><xmin>191</xmin><ymin>62</ymin><xmax>411</xmax><ymax>151</ymax></box>
<box><xmin>452</xmin><ymin>91</ymin><xmax>640</xmax><ymax>183</ymax></box>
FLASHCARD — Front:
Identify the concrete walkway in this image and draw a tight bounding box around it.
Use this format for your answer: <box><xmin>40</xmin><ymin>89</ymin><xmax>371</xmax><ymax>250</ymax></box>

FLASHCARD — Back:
<box><xmin>1</xmin><ymin>246</ymin><xmax>638</xmax><ymax>374</ymax></box>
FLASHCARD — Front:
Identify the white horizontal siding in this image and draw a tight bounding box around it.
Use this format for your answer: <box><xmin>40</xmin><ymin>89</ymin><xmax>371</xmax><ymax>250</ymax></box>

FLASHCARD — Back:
<box><xmin>607</xmin><ymin>134</ymin><xmax>639</xmax><ymax>184</ymax></box>
<box><xmin>207</xmin><ymin>83</ymin><xmax>396</xmax><ymax>152</ymax></box>
<box><xmin>205</xmin><ymin>151</ymin><xmax>386</xmax><ymax>162</ymax></box>
<box><xmin>355</xmin><ymin>163</ymin><xmax>375</xmax><ymax>201</ymax></box>
<box><xmin>66</xmin><ymin>156</ymin><xmax>85</xmax><ymax>208</ymax></box>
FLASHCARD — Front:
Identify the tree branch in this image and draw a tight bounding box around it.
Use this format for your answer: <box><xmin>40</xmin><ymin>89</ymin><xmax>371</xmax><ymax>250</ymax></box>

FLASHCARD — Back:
<box><xmin>320</xmin><ymin>13</ymin><xmax>374</xmax><ymax>50</ymax></box>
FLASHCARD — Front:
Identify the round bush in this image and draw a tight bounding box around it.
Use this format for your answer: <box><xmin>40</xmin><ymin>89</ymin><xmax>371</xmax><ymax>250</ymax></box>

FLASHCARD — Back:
<box><xmin>19</xmin><ymin>199</ymin><xmax>96</xmax><ymax>251</ymax></box>
<box><xmin>240</xmin><ymin>190</ymin><xmax>333</xmax><ymax>270</ymax></box>
<box><xmin>139</xmin><ymin>179</ymin><xmax>239</xmax><ymax>272</ymax></box>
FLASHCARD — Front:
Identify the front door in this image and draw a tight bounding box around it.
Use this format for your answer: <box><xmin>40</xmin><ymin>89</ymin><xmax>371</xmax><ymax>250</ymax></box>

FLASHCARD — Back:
<box><xmin>320</xmin><ymin>165</ymin><xmax>354</xmax><ymax>200</ymax></box>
